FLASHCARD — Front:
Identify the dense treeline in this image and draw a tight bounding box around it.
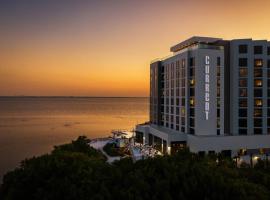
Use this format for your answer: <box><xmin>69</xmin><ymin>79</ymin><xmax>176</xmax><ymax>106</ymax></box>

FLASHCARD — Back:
<box><xmin>1</xmin><ymin>136</ymin><xmax>270</xmax><ymax>200</ymax></box>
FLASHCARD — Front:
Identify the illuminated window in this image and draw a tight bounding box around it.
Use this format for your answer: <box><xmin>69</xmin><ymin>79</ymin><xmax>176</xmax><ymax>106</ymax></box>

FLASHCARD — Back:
<box><xmin>254</xmin><ymin>59</ymin><xmax>263</xmax><ymax>68</ymax></box>
<box><xmin>189</xmin><ymin>79</ymin><xmax>195</xmax><ymax>86</ymax></box>
<box><xmin>239</xmin><ymin>68</ymin><xmax>248</xmax><ymax>77</ymax></box>
<box><xmin>254</xmin><ymin>79</ymin><xmax>262</xmax><ymax>87</ymax></box>
<box><xmin>239</xmin><ymin>79</ymin><xmax>247</xmax><ymax>87</ymax></box>
<box><xmin>190</xmin><ymin>98</ymin><xmax>195</xmax><ymax>106</ymax></box>
<box><xmin>254</xmin><ymin>99</ymin><xmax>263</xmax><ymax>107</ymax></box>
<box><xmin>239</xmin><ymin>88</ymin><xmax>247</xmax><ymax>97</ymax></box>
<box><xmin>181</xmin><ymin>108</ymin><xmax>185</xmax><ymax>115</ymax></box>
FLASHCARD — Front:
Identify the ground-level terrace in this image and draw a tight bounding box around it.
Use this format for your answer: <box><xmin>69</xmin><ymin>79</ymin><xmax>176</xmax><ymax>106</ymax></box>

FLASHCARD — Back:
<box><xmin>136</xmin><ymin>124</ymin><xmax>270</xmax><ymax>165</ymax></box>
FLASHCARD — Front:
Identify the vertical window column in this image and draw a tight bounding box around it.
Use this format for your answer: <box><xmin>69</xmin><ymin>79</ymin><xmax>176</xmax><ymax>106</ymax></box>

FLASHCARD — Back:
<box><xmin>217</xmin><ymin>57</ymin><xmax>221</xmax><ymax>135</ymax></box>
<box><xmin>189</xmin><ymin>57</ymin><xmax>195</xmax><ymax>135</ymax></box>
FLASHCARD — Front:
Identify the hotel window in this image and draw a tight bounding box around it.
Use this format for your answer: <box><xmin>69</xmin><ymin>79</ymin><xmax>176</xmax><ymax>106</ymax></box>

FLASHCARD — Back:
<box><xmin>254</xmin><ymin>89</ymin><xmax>263</xmax><ymax>97</ymax></box>
<box><xmin>254</xmin><ymin>99</ymin><xmax>263</xmax><ymax>107</ymax></box>
<box><xmin>254</xmin><ymin>46</ymin><xmax>263</xmax><ymax>54</ymax></box>
<box><xmin>239</xmin><ymin>68</ymin><xmax>248</xmax><ymax>77</ymax></box>
<box><xmin>176</xmin><ymin>98</ymin><xmax>179</xmax><ymax>106</ymax></box>
<box><xmin>239</xmin><ymin>99</ymin><xmax>247</xmax><ymax>107</ymax></box>
<box><xmin>217</xmin><ymin>66</ymin><xmax>221</xmax><ymax>76</ymax></box>
<box><xmin>181</xmin><ymin>108</ymin><xmax>185</xmax><ymax>115</ymax></box>
<box><xmin>239</xmin><ymin>79</ymin><xmax>247</xmax><ymax>87</ymax></box>
<box><xmin>239</xmin><ymin>45</ymin><xmax>248</xmax><ymax>54</ymax></box>
<box><xmin>268</xmin><ymin>47</ymin><xmax>270</xmax><ymax>55</ymax></box>
<box><xmin>181</xmin><ymin>117</ymin><xmax>185</xmax><ymax>125</ymax></box>
<box><xmin>176</xmin><ymin>108</ymin><xmax>179</xmax><ymax>115</ymax></box>
<box><xmin>171</xmin><ymin>115</ymin><xmax>174</xmax><ymax>122</ymax></box>
<box><xmin>189</xmin><ymin>68</ymin><xmax>195</xmax><ymax>77</ymax></box>
<box><xmin>254</xmin><ymin>109</ymin><xmax>263</xmax><ymax>117</ymax></box>
<box><xmin>189</xmin><ymin>79</ymin><xmax>195</xmax><ymax>86</ymax></box>
<box><xmin>171</xmin><ymin>107</ymin><xmax>174</xmax><ymax>114</ymax></box>
<box><xmin>254</xmin><ymin>79</ymin><xmax>262</xmax><ymax>87</ymax></box>
<box><xmin>190</xmin><ymin>98</ymin><xmax>195</xmax><ymax>107</ymax></box>
<box><xmin>217</xmin><ymin>98</ymin><xmax>221</xmax><ymax>107</ymax></box>
<box><xmin>239</xmin><ymin>129</ymin><xmax>247</xmax><ymax>135</ymax></box>
<box><xmin>171</xmin><ymin>98</ymin><xmax>174</xmax><ymax>105</ymax></box>
<box><xmin>217</xmin><ymin>88</ymin><xmax>220</xmax><ymax>97</ymax></box>
<box><xmin>239</xmin><ymin>88</ymin><xmax>247</xmax><ymax>97</ymax></box>
<box><xmin>254</xmin><ymin>59</ymin><xmax>263</xmax><ymax>68</ymax></box>
<box><xmin>217</xmin><ymin>57</ymin><xmax>221</xmax><ymax>66</ymax></box>
<box><xmin>189</xmin><ymin>118</ymin><xmax>195</xmax><ymax>127</ymax></box>
<box><xmin>239</xmin><ymin>58</ymin><xmax>248</xmax><ymax>67</ymax></box>
<box><xmin>217</xmin><ymin>78</ymin><xmax>221</xmax><ymax>87</ymax></box>
<box><xmin>239</xmin><ymin>119</ymin><xmax>247</xmax><ymax>127</ymax></box>
<box><xmin>239</xmin><ymin>109</ymin><xmax>247</xmax><ymax>117</ymax></box>
<box><xmin>176</xmin><ymin>116</ymin><xmax>180</xmax><ymax>124</ymax></box>
<box><xmin>217</xmin><ymin>109</ymin><xmax>220</xmax><ymax>117</ymax></box>
<box><xmin>189</xmin><ymin>57</ymin><xmax>195</xmax><ymax>67</ymax></box>
<box><xmin>181</xmin><ymin>98</ymin><xmax>185</xmax><ymax>106</ymax></box>
<box><xmin>254</xmin><ymin>128</ymin><xmax>263</xmax><ymax>135</ymax></box>
<box><xmin>254</xmin><ymin>69</ymin><xmax>263</xmax><ymax>77</ymax></box>
<box><xmin>189</xmin><ymin>88</ymin><xmax>195</xmax><ymax>97</ymax></box>
<box><xmin>216</xmin><ymin>120</ymin><xmax>220</xmax><ymax>130</ymax></box>
<box><xmin>180</xmin><ymin>88</ymin><xmax>185</xmax><ymax>97</ymax></box>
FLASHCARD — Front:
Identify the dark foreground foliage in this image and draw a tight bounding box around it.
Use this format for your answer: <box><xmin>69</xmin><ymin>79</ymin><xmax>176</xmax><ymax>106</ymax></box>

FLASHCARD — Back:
<box><xmin>1</xmin><ymin>136</ymin><xmax>270</xmax><ymax>200</ymax></box>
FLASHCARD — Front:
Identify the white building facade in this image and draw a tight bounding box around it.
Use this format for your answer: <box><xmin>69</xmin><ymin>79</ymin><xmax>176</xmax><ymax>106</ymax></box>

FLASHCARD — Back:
<box><xmin>136</xmin><ymin>36</ymin><xmax>270</xmax><ymax>157</ymax></box>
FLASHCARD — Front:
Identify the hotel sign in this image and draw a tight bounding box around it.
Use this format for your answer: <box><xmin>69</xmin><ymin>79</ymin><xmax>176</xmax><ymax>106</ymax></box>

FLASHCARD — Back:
<box><xmin>205</xmin><ymin>56</ymin><xmax>210</xmax><ymax>120</ymax></box>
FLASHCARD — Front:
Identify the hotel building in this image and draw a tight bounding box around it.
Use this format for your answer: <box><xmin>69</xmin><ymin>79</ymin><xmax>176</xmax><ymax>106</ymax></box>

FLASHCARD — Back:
<box><xmin>136</xmin><ymin>36</ymin><xmax>270</xmax><ymax>157</ymax></box>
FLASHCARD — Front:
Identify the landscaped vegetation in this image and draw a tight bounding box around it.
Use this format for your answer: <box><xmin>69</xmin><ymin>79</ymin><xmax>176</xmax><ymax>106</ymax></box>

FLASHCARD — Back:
<box><xmin>1</xmin><ymin>136</ymin><xmax>270</xmax><ymax>199</ymax></box>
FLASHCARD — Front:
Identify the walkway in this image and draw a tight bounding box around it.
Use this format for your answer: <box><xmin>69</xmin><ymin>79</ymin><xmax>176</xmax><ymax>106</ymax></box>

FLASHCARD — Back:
<box><xmin>89</xmin><ymin>139</ymin><xmax>121</xmax><ymax>163</ymax></box>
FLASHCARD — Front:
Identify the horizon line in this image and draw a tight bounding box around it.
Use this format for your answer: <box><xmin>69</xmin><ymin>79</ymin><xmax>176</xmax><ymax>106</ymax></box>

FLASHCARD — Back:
<box><xmin>0</xmin><ymin>95</ymin><xmax>149</xmax><ymax>98</ymax></box>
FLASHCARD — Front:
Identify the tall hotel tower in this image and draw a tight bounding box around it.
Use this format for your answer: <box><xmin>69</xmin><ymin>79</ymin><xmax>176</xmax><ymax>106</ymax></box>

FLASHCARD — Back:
<box><xmin>136</xmin><ymin>36</ymin><xmax>270</xmax><ymax>157</ymax></box>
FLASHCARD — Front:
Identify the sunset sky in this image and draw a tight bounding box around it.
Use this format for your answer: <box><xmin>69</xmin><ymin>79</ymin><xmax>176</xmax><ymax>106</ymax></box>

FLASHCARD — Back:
<box><xmin>1</xmin><ymin>0</ymin><xmax>270</xmax><ymax>97</ymax></box>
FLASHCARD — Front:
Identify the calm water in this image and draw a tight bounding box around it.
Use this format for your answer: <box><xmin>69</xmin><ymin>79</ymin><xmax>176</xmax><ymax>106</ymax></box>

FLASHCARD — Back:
<box><xmin>0</xmin><ymin>97</ymin><xmax>149</xmax><ymax>181</ymax></box>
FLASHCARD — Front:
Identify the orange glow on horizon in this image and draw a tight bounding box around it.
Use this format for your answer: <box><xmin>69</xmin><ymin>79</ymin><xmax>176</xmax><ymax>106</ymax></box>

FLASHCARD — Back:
<box><xmin>1</xmin><ymin>0</ymin><xmax>270</xmax><ymax>96</ymax></box>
